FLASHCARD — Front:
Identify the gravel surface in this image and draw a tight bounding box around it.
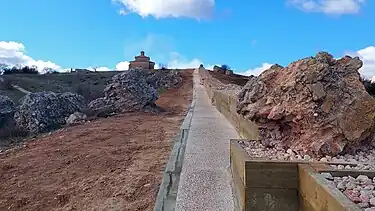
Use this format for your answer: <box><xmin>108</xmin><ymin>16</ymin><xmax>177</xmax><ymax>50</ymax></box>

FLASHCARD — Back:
<box><xmin>239</xmin><ymin>140</ymin><xmax>375</xmax><ymax>170</ymax></box>
<box><xmin>322</xmin><ymin>173</ymin><xmax>375</xmax><ymax>210</ymax></box>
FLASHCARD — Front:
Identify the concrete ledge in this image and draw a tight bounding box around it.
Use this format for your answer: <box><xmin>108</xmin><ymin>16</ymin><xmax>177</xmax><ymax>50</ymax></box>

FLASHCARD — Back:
<box><xmin>230</xmin><ymin>139</ymin><xmax>365</xmax><ymax>211</ymax></box>
<box><xmin>153</xmin><ymin>72</ymin><xmax>196</xmax><ymax>211</ymax></box>
<box><xmin>199</xmin><ymin>69</ymin><xmax>259</xmax><ymax>140</ymax></box>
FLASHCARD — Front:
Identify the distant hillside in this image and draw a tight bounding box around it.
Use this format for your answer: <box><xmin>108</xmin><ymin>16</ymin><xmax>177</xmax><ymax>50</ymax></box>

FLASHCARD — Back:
<box><xmin>0</xmin><ymin>71</ymin><xmax>123</xmax><ymax>104</ymax></box>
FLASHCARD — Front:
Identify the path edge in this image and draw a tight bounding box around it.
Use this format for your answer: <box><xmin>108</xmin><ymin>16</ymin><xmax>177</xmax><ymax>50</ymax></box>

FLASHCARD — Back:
<box><xmin>153</xmin><ymin>69</ymin><xmax>197</xmax><ymax>211</ymax></box>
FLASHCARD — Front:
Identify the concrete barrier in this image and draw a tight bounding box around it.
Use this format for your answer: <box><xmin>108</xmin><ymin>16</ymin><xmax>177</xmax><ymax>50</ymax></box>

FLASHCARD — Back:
<box><xmin>199</xmin><ymin>69</ymin><xmax>259</xmax><ymax>140</ymax></box>
<box><xmin>230</xmin><ymin>140</ymin><xmax>364</xmax><ymax>211</ymax></box>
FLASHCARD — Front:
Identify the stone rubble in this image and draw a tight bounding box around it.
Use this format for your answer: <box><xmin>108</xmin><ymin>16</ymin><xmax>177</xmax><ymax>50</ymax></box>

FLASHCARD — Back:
<box><xmin>0</xmin><ymin>95</ymin><xmax>17</xmax><ymax>138</ymax></box>
<box><xmin>239</xmin><ymin>140</ymin><xmax>375</xmax><ymax>170</ymax></box>
<box><xmin>14</xmin><ymin>91</ymin><xmax>86</xmax><ymax>134</ymax></box>
<box><xmin>88</xmin><ymin>69</ymin><xmax>159</xmax><ymax>115</ymax></box>
<box><xmin>323</xmin><ymin>173</ymin><xmax>375</xmax><ymax>210</ymax></box>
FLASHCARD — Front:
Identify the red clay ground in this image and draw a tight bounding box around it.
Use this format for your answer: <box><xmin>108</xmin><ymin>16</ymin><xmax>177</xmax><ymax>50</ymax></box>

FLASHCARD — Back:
<box><xmin>208</xmin><ymin>70</ymin><xmax>249</xmax><ymax>86</ymax></box>
<box><xmin>0</xmin><ymin>70</ymin><xmax>193</xmax><ymax>211</ymax></box>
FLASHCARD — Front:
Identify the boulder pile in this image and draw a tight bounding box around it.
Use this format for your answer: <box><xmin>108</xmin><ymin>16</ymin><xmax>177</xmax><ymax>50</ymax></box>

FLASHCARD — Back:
<box><xmin>88</xmin><ymin>69</ymin><xmax>159</xmax><ymax>115</ymax></box>
<box><xmin>145</xmin><ymin>69</ymin><xmax>183</xmax><ymax>89</ymax></box>
<box><xmin>237</xmin><ymin>52</ymin><xmax>375</xmax><ymax>156</ymax></box>
<box><xmin>14</xmin><ymin>92</ymin><xmax>86</xmax><ymax>134</ymax></box>
<box><xmin>0</xmin><ymin>95</ymin><xmax>17</xmax><ymax>138</ymax></box>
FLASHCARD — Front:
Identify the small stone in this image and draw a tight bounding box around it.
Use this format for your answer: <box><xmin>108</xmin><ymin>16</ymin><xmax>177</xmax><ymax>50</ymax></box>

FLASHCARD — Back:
<box><xmin>321</xmin><ymin>173</ymin><xmax>334</xmax><ymax>180</ymax></box>
<box><xmin>337</xmin><ymin>165</ymin><xmax>344</xmax><ymax>170</ymax></box>
<box><xmin>348</xmin><ymin>158</ymin><xmax>358</xmax><ymax>163</ymax></box>
<box><xmin>345</xmin><ymin>165</ymin><xmax>352</xmax><ymax>169</ymax></box>
<box><xmin>357</xmin><ymin>202</ymin><xmax>370</xmax><ymax>208</ymax></box>
<box><xmin>337</xmin><ymin>182</ymin><xmax>345</xmax><ymax>190</ymax></box>
<box><xmin>358</xmin><ymin>175</ymin><xmax>370</xmax><ymax>181</ymax></box>
<box><xmin>365</xmin><ymin>185</ymin><xmax>375</xmax><ymax>191</ymax></box>
<box><xmin>320</xmin><ymin>157</ymin><xmax>328</xmax><ymax>162</ymax></box>
<box><xmin>344</xmin><ymin>189</ymin><xmax>361</xmax><ymax>202</ymax></box>
<box><xmin>304</xmin><ymin>155</ymin><xmax>311</xmax><ymax>160</ymax></box>
<box><xmin>287</xmin><ymin>149</ymin><xmax>294</xmax><ymax>155</ymax></box>
<box><xmin>365</xmin><ymin>208</ymin><xmax>375</xmax><ymax>211</ymax></box>
<box><xmin>345</xmin><ymin>154</ymin><xmax>354</xmax><ymax>159</ymax></box>
<box><xmin>358</xmin><ymin>202</ymin><xmax>370</xmax><ymax>208</ymax></box>
<box><xmin>346</xmin><ymin>182</ymin><xmax>356</xmax><ymax>190</ymax></box>
<box><xmin>361</xmin><ymin>193</ymin><xmax>370</xmax><ymax>203</ymax></box>
<box><xmin>370</xmin><ymin>197</ymin><xmax>375</xmax><ymax>206</ymax></box>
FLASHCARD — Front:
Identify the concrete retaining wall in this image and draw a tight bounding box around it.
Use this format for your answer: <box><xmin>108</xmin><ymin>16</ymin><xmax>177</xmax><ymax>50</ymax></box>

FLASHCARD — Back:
<box><xmin>199</xmin><ymin>69</ymin><xmax>259</xmax><ymax>140</ymax></box>
<box><xmin>230</xmin><ymin>140</ymin><xmax>364</xmax><ymax>211</ymax></box>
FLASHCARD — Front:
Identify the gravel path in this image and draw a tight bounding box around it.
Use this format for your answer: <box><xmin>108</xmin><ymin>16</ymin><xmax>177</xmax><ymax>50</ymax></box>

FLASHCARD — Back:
<box><xmin>175</xmin><ymin>69</ymin><xmax>239</xmax><ymax>211</ymax></box>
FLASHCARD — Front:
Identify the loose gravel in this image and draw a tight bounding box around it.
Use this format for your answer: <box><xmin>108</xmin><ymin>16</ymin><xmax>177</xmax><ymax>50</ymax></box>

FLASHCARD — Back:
<box><xmin>238</xmin><ymin>140</ymin><xmax>375</xmax><ymax>170</ymax></box>
<box><xmin>239</xmin><ymin>140</ymin><xmax>375</xmax><ymax>210</ymax></box>
<box><xmin>322</xmin><ymin>173</ymin><xmax>375</xmax><ymax>210</ymax></box>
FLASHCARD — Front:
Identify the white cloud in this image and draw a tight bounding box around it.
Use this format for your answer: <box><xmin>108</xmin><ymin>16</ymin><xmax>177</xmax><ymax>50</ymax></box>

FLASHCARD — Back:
<box><xmin>115</xmin><ymin>61</ymin><xmax>129</xmax><ymax>70</ymax></box>
<box><xmin>112</xmin><ymin>0</ymin><xmax>215</xmax><ymax>19</ymax></box>
<box><xmin>237</xmin><ymin>63</ymin><xmax>273</xmax><ymax>76</ymax></box>
<box><xmin>345</xmin><ymin>46</ymin><xmax>375</xmax><ymax>79</ymax></box>
<box><xmin>288</xmin><ymin>0</ymin><xmax>366</xmax><ymax>15</ymax></box>
<box><xmin>0</xmin><ymin>41</ymin><xmax>61</xmax><ymax>72</ymax></box>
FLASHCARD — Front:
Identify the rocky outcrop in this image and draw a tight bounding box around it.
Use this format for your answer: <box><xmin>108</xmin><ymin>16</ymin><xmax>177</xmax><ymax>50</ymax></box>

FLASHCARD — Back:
<box><xmin>14</xmin><ymin>91</ymin><xmax>86</xmax><ymax>134</ymax></box>
<box><xmin>237</xmin><ymin>52</ymin><xmax>375</xmax><ymax>156</ymax></box>
<box><xmin>0</xmin><ymin>95</ymin><xmax>17</xmax><ymax>138</ymax></box>
<box><xmin>145</xmin><ymin>70</ymin><xmax>183</xmax><ymax>89</ymax></box>
<box><xmin>213</xmin><ymin>65</ymin><xmax>226</xmax><ymax>74</ymax></box>
<box><xmin>225</xmin><ymin>70</ymin><xmax>233</xmax><ymax>75</ymax></box>
<box><xmin>88</xmin><ymin>69</ymin><xmax>158</xmax><ymax>115</ymax></box>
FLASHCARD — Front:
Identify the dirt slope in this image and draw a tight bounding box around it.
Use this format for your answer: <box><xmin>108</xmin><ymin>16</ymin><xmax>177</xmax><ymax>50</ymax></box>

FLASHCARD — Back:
<box><xmin>0</xmin><ymin>70</ymin><xmax>193</xmax><ymax>211</ymax></box>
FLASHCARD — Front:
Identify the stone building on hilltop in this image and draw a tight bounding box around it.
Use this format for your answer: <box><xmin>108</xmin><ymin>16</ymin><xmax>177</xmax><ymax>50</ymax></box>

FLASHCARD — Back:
<box><xmin>129</xmin><ymin>51</ymin><xmax>155</xmax><ymax>70</ymax></box>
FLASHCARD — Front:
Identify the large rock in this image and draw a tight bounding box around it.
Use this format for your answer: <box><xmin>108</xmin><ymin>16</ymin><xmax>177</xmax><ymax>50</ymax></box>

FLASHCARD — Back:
<box><xmin>146</xmin><ymin>70</ymin><xmax>183</xmax><ymax>89</ymax></box>
<box><xmin>237</xmin><ymin>52</ymin><xmax>375</xmax><ymax>156</ymax></box>
<box><xmin>14</xmin><ymin>91</ymin><xmax>86</xmax><ymax>134</ymax></box>
<box><xmin>0</xmin><ymin>95</ymin><xmax>17</xmax><ymax>138</ymax></box>
<box><xmin>66</xmin><ymin>112</ymin><xmax>87</xmax><ymax>126</ymax></box>
<box><xmin>88</xmin><ymin>69</ymin><xmax>158</xmax><ymax>114</ymax></box>
<box><xmin>213</xmin><ymin>65</ymin><xmax>226</xmax><ymax>74</ymax></box>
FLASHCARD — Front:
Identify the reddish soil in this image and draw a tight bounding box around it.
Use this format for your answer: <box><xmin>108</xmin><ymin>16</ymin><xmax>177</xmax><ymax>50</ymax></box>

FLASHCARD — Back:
<box><xmin>0</xmin><ymin>70</ymin><xmax>193</xmax><ymax>211</ymax></box>
<box><xmin>208</xmin><ymin>70</ymin><xmax>249</xmax><ymax>86</ymax></box>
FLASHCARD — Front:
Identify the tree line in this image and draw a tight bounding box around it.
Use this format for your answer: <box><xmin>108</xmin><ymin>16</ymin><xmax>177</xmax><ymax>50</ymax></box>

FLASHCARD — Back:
<box><xmin>0</xmin><ymin>64</ymin><xmax>57</xmax><ymax>75</ymax></box>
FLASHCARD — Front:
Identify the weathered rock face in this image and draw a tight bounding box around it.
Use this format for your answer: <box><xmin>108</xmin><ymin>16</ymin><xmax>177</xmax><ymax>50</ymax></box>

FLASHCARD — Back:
<box><xmin>0</xmin><ymin>95</ymin><xmax>17</xmax><ymax>138</ymax></box>
<box><xmin>237</xmin><ymin>52</ymin><xmax>375</xmax><ymax>156</ymax></box>
<box><xmin>146</xmin><ymin>70</ymin><xmax>183</xmax><ymax>89</ymax></box>
<box><xmin>88</xmin><ymin>69</ymin><xmax>158</xmax><ymax>114</ymax></box>
<box><xmin>14</xmin><ymin>91</ymin><xmax>86</xmax><ymax>134</ymax></box>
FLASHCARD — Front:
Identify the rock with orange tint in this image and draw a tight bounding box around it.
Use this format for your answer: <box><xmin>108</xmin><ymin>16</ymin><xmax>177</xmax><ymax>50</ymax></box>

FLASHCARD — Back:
<box><xmin>237</xmin><ymin>52</ymin><xmax>375</xmax><ymax>156</ymax></box>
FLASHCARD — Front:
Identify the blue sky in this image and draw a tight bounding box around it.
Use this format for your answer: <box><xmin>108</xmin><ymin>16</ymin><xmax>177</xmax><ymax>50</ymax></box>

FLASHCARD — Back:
<box><xmin>0</xmin><ymin>0</ymin><xmax>374</xmax><ymax>76</ymax></box>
